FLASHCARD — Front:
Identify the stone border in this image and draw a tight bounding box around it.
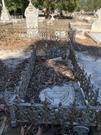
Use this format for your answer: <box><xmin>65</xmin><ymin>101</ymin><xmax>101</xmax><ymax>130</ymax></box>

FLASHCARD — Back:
<box><xmin>15</xmin><ymin>49</ymin><xmax>36</xmax><ymax>98</ymax></box>
<box><xmin>0</xmin><ymin>49</ymin><xmax>36</xmax><ymax>104</ymax></box>
<box><xmin>86</xmin><ymin>32</ymin><xmax>101</xmax><ymax>44</ymax></box>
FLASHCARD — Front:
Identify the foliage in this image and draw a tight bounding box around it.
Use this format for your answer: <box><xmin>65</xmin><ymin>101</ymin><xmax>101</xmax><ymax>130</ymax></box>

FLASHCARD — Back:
<box><xmin>80</xmin><ymin>0</ymin><xmax>101</xmax><ymax>11</ymax></box>
<box><xmin>0</xmin><ymin>0</ymin><xmax>80</xmax><ymax>15</ymax></box>
<box><xmin>32</xmin><ymin>0</ymin><xmax>80</xmax><ymax>12</ymax></box>
<box><xmin>0</xmin><ymin>0</ymin><xmax>28</xmax><ymax>15</ymax></box>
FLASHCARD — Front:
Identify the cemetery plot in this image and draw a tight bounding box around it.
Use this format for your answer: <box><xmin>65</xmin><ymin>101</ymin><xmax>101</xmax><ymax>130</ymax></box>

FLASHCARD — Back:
<box><xmin>27</xmin><ymin>56</ymin><xmax>85</xmax><ymax>107</ymax></box>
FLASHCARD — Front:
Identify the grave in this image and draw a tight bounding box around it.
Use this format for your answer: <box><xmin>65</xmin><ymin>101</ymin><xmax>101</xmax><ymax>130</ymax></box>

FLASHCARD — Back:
<box><xmin>70</xmin><ymin>21</ymin><xmax>91</xmax><ymax>40</ymax></box>
<box><xmin>91</xmin><ymin>8</ymin><xmax>101</xmax><ymax>33</ymax></box>
<box><xmin>87</xmin><ymin>8</ymin><xmax>101</xmax><ymax>44</ymax></box>
<box><xmin>24</xmin><ymin>0</ymin><xmax>39</xmax><ymax>37</ymax></box>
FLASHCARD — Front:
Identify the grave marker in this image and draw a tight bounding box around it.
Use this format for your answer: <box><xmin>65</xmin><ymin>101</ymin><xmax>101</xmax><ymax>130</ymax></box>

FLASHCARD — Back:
<box><xmin>25</xmin><ymin>0</ymin><xmax>39</xmax><ymax>37</ymax></box>
<box><xmin>0</xmin><ymin>0</ymin><xmax>10</xmax><ymax>22</ymax></box>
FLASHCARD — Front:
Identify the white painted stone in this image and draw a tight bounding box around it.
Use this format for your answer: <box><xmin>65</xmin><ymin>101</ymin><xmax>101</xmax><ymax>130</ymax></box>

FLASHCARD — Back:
<box><xmin>55</xmin><ymin>30</ymin><xmax>66</xmax><ymax>39</ymax></box>
<box><xmin>24</xmin><ymin>0</ymin><xmax>38</xmax><ymax>37</ymax></box>
<box><xmin>39</xmin><ymin>83</ymin><xmax>75</xmax><ymax>107</ymax></box>
<box><xmin>87</xmin><ymin>32</ymin><xmax>101</xmax><ymax>44</ymax></box>
<box><xmin>91</xmin><ymin>8</ymin><xmax>101</xmax><ymax>32</ymax></box>
<box><xmin>0</xmin><ymin>0</ymin><xmax>10</xmax><ymax>23</ymax></box>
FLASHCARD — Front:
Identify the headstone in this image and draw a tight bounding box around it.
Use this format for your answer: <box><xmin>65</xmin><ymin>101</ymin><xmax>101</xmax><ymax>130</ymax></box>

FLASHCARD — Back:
<box><xmin>0</xmin><ymin>0</ymin><xmax>10</xmax><ymax>22</ymax></box>
<box><xmin>24</xmin><ymin>0</ymin><xmax>38</xmax><ymax>37</ymax></box>
<box><xmin>91</xmin><ymin>8</ymin><xmax>101</xmax><ymax>32</ymax></box>
<box><xmin>39</xmin><ymin>84</ymin><xmax>75</xmax><ymax>107</ymax></box>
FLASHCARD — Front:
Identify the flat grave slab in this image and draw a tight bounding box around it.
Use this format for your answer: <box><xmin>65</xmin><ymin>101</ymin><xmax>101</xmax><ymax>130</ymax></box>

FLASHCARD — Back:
<box><xmin>87</xmin><ymin>32</ymin><xmax>101</xmax><ymax>44</ymax></box>
<box><xmin>39</xmin><ymin>83</ymin><xmax>75</xmax><ymax>107</ymax></box>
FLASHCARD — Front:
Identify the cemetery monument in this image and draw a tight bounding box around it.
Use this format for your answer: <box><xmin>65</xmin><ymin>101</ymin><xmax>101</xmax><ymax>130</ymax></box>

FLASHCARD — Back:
<box><xmin>87</xmin><ymin>8</ymin><xmax>101</xmax><ymax>44</ymax></box>
<box><xmin>25</xmin><ymin>0</ymin><xmax>39</xmax><ymax>37</ymax></box>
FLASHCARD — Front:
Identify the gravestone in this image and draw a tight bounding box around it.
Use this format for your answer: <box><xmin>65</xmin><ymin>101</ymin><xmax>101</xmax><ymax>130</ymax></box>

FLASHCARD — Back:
<box><xmin>25</xmin><ymin>0</ymin><xmax>38</xmax><ymax>37</ymax></box>
<box><xmin>86</xmin><ymin>8</ymin><xmax>101</xmax><ymax>44</ymax></box>
<box><xmin>39</xmin><ymin>84</ymin><xmax>75</xmax><ymax>107</ymax></box>
<box><xmin>0</xmin><ymin>0</ymin><xmax>10</xmax><ymax>22</ymax></box>
<box><xmin>91</xmin><ymin>8</ymin><xmax>101</xmax><ymax>32</ymax></box>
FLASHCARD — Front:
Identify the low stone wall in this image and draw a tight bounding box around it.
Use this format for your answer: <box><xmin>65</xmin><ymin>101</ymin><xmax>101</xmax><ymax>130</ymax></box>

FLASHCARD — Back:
<box><xmin>0</xmin><ymin>49</ymin><xmax>36</xmax><ymax>104</ymax></box>
<box><xmin>75</xmin><ymin>42</ymin><xmax>101</xmax><ymax>57</ymax></box>
<box><xmin>15</xmin><ymin>50</ymin><xmax>36</xmax><ymax>98</ymax></box>
<box><xmin>69</xmin><ymin>47</ymin><xmax>98</xmax><ymax>106</ymax></box>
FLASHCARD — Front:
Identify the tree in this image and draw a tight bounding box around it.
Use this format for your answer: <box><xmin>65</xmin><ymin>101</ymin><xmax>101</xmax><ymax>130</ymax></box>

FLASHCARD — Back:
<box><xmin>80</xmin><ymin>0</ymin><xmax>101</xmax><ymax>11</ymax></box>
<box><xmin>0</xmin><ymin>0</ymin><xmax>28</xmax><ymax>15</ymax></box>
<box><xmin>0</xmin><ymin>0</ymin><xmax>80</xmax><ymax>16</ymax></box>
<box><xmin>32</xmin><ymin>0</ymin><xmax>80</xmax><ymax>17</ymax></box>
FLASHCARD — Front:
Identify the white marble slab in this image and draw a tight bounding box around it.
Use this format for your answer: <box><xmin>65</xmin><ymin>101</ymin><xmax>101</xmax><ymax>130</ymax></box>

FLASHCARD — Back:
<box><xmin>39</xmin><ymin>83</ymin><xmax>75</xmax><ymax>107</ymax></box>
<box><xmin>87</xmin><ymin>32</ymin><xmax>101</xmax><ymax>44</ymax></box>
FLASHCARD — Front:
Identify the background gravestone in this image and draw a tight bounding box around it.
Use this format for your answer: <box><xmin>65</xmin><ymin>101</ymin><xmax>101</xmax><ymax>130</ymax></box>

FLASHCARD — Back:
<box><xmin>25</xmin><ymin>0</ymin><xmax>39</xmax><ymax>37</ymax></box>
<box><xmin>91</xmin><ymin>8</ymin><xmax>101</xmax><ymax>32</ymax></box>
<box><xmin>0</xmin><ymin>0</ymin><xmax>10</xmax><ymax>22</ymax></box>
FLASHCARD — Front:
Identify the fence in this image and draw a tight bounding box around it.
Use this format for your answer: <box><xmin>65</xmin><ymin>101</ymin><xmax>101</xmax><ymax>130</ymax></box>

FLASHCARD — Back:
<box><xmin>1</xmin><ymin>22</ymin><xmax>100</xmax><ymax>128</ymax></box>
<box><xmin>0</xmin><ymin>19</ymin><xmax>70</xmax><ymax>44</ymax></box>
